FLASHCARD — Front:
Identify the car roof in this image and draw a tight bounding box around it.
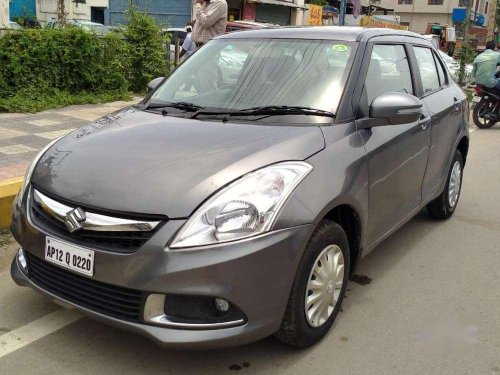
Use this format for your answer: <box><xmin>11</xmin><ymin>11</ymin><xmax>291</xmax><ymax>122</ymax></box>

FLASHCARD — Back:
<box><xmin>218</xmin><ymin>26</ymin><xmax>427</xmax><ymax>42</ymax></box>
<box><xmin>164</xmin><ymin>28</ymin><xmax>187</xmax><ymax>32</ymax></box>
<box><xmin>227</xmin><ymin>20</ymin><xmax>278</xmax><ymax>28</ymax></box>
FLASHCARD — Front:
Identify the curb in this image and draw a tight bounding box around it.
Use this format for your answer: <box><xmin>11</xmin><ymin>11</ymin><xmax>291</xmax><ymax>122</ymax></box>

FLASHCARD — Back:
<box><xmin>0</xmin><ymin>177</ymin><xmax>23</xmax><ymax>229</ymax></box>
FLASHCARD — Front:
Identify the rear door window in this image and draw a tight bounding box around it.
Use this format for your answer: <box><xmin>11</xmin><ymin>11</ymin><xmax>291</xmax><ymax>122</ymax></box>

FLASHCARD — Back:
<box><xmin>433</xmin><ymin>52</ymin><xmax>447</xmax><ymax>87</ymax></box>
<box><xmin>413</xmin><ymin>46</ymin><xmax>441</xmax><ymax>95</ymax></box>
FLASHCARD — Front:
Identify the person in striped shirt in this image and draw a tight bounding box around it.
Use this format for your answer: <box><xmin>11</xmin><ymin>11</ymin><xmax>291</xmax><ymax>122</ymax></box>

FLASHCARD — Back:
<box><xmin>192</xmin><ymin>0</ymin><xmax>227</xmax><ymax>47</ymax></box>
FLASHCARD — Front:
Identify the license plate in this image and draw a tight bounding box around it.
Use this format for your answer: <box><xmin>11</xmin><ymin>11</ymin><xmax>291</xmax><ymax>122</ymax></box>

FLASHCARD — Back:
<box><xmin>472</xmin><ymin>96</ymin><xmax>481</xmax><ymax>103</ymax></box>
<box><xmin>45</xmin><ymin>237</ymin><xmax>94</xmax><ymax>276</ymax></box>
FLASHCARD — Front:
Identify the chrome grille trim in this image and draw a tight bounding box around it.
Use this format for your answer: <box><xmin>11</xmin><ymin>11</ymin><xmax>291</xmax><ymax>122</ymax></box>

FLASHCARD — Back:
<box><xmin>33</xmin><ymin>189</ymin><xmax>161</xmax><ymax>232</ymax></box>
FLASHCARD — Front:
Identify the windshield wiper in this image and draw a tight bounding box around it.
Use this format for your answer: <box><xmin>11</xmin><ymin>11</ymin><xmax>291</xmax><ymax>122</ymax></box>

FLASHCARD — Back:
<box><xmin>190</xmin><ymin>105</ymin><xmax>335</xmax><ymax>120</ymax></box>
<box><xmin>145</xmin><ymin>101</ymin><xmax>205</xmax><ymax>112</ymax></box>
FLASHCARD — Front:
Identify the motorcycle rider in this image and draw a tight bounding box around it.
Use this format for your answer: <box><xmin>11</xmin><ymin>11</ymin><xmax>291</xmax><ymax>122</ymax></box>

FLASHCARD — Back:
<box><xmin>473</xmin><ymin>41</ymin><xmax>500</xmax><ymax>120</ymax></box>
<box><xmin>473</xmin><ymin>41</ymin><xmax>500</xmax><ymax>89</ymax></box>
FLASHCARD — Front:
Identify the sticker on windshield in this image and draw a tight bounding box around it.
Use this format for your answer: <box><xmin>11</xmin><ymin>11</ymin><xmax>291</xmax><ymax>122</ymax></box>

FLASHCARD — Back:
<box><xmin>332</xmin><ymin>44</ymin><xmax>349</xmax><ymax>52</ymax></box>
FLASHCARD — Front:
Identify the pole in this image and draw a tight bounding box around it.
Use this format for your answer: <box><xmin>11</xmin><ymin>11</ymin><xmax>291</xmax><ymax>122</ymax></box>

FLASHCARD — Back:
<box><xmin>458</xmin><ymin>0</ymin><xmax>474</xmax><ymax>86</ymax></box>
<box><xmin>464</xmin><ymin>0</ymin><xmax>472</xmax><ymax>44</ymax></box>
<box><xmin>411</xmin><ymin>0</ymin><xmax>415</xmax><ymax>32</ymax></box>
<box><xmin>339</xmin><ymin>0</ymin><xmax>346</xmax><ymax>25</ymax></box>
<box><xmin>175</xmin><ymin>36</ymin><xmax>180</xmax><ymax>67</ymax></box>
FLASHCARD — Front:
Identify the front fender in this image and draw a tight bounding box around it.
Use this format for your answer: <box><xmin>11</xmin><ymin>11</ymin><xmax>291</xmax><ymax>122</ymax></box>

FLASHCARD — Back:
<box><xmin>274</xmin><ymin>122</ymin><xmax>368</xmax><ymax>248</ymax></box>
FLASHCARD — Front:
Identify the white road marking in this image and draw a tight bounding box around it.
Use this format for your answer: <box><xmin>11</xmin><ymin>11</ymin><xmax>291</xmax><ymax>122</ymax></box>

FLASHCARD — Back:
<box><xmin>0</xmin><ymin>309</ymin><xmax>81</xmax><ymax>358</ymax></box>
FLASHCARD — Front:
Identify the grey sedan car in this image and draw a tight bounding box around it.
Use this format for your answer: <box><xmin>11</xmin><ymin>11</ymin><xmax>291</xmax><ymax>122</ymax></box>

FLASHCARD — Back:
<box><xmin>11</xmin><ymin>27</ymin><xmax>469</xmax><ymax>349</ymax></box>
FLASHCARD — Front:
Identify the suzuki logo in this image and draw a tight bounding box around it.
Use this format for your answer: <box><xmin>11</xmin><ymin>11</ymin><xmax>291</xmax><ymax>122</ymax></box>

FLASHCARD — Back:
<box><xmin>64</xmin><ymin>207</ymin><xmax>86</xmax><ymax>233</ymax></box>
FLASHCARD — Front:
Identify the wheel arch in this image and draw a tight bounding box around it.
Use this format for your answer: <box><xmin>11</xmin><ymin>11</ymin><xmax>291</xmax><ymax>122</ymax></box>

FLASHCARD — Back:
<box><xmin>457</xmin><ymin>136</ymin><xmax>469</xmax><ymax>165</ymax></box>
<box><xmin>321</xmin><ymin>204</ymin><xmax>363</xmax><ymax>276</ymax></box>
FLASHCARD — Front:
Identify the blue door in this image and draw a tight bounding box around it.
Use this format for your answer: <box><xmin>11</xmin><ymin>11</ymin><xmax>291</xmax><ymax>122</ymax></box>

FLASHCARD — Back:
<box><xmin>9</xmin><ymin>0</ymin><xmax>36</xmax><ymax>20</ymax></box>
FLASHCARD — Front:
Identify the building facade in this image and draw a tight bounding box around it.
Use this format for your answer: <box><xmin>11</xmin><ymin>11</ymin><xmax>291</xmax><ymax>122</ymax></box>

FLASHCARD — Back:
<box><xmin>106</xmin><ymin>0</ymin><xmax>305</xmax><ymax>28</ymax></box>
<box><xmin>35</xmin><ymin>0</ymin><xmax>109</xmax><ymax>25</ymax></box>
<box><xmin>1</xmin><ymin>1</ymin><xmax>9</xmax><ymax>27</ymax></box>
<box><xmin>486</xmin><ymin>0</ymin><xmax>497</xmax><ymax>40</ymax></box>
<box><xmin>375</xmin><ymin>0</ymin><xmax>458</xmax><ymax>34</ymax></box>
<box><xmin>375</xmin><ymin>0</ymin><xmax>496</xmax><ymax>39</ymax></box>
<box><xmin>236</xmin><ymin>0</ymin><xmax>305</xmax><ymax>25</ymax></box>
<box><xmin>108</xmin><ymin>0</ymin><xmax>191</xmax><ymax>28</ymax></box>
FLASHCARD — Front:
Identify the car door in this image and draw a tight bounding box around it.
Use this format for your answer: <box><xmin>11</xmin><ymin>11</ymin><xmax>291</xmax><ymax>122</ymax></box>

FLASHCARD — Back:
<box><xmin>357</xmin><ymin>42</ymin><xmax>431</xmax><ymax>246</ymax></box>
<box><xmin>411</xmin><ymin>45</ymin><xmax>464</xmax><ymax>198</ymax></box>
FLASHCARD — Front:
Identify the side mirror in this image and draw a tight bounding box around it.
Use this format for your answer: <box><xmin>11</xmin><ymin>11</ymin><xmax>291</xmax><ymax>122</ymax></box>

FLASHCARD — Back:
<box><xmin>357</xmin><ymin>92</ymin><xmax>423</xmax><ymax>129</ymax></box>
<box><xmin>147</xmin><ymin>77</ymin><xmax>165</xmax><ymax>93</ymax></box>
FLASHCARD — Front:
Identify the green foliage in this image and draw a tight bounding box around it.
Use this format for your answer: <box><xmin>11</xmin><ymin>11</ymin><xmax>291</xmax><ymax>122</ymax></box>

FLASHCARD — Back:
<box><xmin>123</xmin><ymin>7</ymin><xmax>169</xmax><ymax>93</ymax></box>
<box><xmin>0</xmin><ymin>28</ymin><xmax>130</xmax><ymax>112</ymax></box>
<box><xmin>0</xmin><ymin>8</ymin><xmax>168</xmax><ymax>113</ymax></box>
<box><xmin>0</xmin><ymin>88</ymin><xmax>131</xmax><ymax>113</ymax></box>
<box><xmin>457</xmin><ymin>42</ymin><xmax>476</xmax><ymax>87</ymax></box>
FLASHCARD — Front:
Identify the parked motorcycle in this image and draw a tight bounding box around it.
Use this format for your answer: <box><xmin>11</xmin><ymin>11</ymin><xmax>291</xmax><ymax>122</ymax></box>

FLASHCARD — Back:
<box><xmin>472</xmin><ymin>84</ymin><xmax>500</xmax><ymax>129</ymax></box>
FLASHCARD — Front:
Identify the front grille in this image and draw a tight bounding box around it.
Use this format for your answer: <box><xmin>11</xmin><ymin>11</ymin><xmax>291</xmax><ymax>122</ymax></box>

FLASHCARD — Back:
<box><xmin>29</xmin><ymin>191</ymin><xmax>161</xmax><ymax>254</ymax></box>
<box><xmin>26</xmin><ymin>252</ymin><xmax>143</xmax><ymax>322</ymax></box>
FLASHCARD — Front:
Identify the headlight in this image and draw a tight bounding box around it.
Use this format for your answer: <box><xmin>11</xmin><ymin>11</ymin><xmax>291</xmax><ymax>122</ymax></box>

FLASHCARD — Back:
<box><xmin>17</xmin><ymin>137</ymin><xmax>62</xmax><ymax>206</ymax></box>
<box><xmin>170</xmin><ymin>161</ymin><xmax>313</xmax><ymax>249</ymax></box>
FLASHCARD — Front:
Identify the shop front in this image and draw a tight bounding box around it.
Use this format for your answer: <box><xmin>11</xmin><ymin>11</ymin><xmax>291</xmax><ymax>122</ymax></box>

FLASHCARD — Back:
<box><xmin>227</xmin><ymin>0</ymin><xmax>243</xmax><ymax>21</ymax></box>
<box><xmin>242</xmin><ymin>0</ymin><xmax>303</xmax><ymax>25</ymax></box>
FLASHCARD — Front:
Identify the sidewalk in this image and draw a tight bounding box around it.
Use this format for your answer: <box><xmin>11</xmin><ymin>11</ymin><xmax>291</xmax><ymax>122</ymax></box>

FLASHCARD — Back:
<box><xmin>0</xmin><ymin>98</ymin><xmax>142</xmax><ymax>180</ymax></box>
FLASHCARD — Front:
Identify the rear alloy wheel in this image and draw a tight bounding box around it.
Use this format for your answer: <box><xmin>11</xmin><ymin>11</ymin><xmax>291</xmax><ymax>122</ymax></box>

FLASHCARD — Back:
<box><xmin>427</xmin><ymin>150</ymin><xmax>464</xmax><ymax>219</ymax></box>
<box><xmin>274</xmin><ymin>220</ymin><xmax>349</xmax><ymax>348</ymax></box>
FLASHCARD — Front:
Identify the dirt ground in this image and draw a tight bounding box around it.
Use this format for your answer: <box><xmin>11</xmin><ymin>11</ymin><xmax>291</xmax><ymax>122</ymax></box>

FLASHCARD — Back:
<box><xmin>0</xmin><ymin>230</ymin><xmax>17</xmax><ymax>271</ymax></box>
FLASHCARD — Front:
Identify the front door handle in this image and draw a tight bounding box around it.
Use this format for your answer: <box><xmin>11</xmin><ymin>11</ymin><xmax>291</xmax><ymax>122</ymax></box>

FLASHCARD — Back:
<box><xmin>418</xmin><ymin>115</ymin><xmax>431</xmax><ymax>130</ymax></box>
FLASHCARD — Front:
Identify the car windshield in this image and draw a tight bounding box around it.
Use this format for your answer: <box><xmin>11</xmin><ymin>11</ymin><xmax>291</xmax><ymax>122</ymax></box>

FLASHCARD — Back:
<box><xmin>150</xmin><ymin>39</ymin><xmax>356</xmax><ymax>123</ymax></box>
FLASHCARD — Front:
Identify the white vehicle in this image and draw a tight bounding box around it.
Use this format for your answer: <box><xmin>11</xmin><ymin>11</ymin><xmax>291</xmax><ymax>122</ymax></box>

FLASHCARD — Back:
<box><xmin>45</xmin><ymin>19</ymin><xmax>109</xmax><ymax>35</ymax></box>
<box><xmin>8</xmin><ymin>21</ymin><xmax>22</xmax><ymax>30</ymax></box>
<box><xmin>437</xmin><ymin>50</ymin><xmax>473</xmax><ymax>84</ymax></box>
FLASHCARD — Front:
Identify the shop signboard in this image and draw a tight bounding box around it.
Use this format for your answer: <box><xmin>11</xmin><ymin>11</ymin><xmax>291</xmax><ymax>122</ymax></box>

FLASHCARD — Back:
<box><xmin>309</xmin><ymin>4</ymin><xmax>323</xmax><ymax>26</ymax></box>
<box><xmin>360</xmin><ymin>16</ymin><xmax>408</xmax><ymax>30</ymax></box>
<box><xmin>243</xmin><ymin>2</ymin><xmax>257</xmax><ymax>20</ymax></box>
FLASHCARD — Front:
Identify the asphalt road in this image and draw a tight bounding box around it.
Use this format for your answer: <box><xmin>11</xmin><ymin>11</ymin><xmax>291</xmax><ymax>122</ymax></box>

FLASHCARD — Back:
<box><xmin>1</xmin><ymin>124</ymin><xmax>500</xmax><ymax>375</ymax></box>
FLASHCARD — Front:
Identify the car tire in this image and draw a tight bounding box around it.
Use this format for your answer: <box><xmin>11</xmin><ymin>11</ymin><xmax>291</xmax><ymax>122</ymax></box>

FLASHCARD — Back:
<box><xmin>427</xmin><ymin>149</ymin><xmax>464</xmax><ymax>220</ymax></box>
<box><xmin>274</xmin><ymin>220</ymin><xmax>350</xmax><ymax>348</ymax></box>
<box><xmin>472</xmin><ymin>101</ymin><xmax>496</xmax><ymax>129</ymax></box>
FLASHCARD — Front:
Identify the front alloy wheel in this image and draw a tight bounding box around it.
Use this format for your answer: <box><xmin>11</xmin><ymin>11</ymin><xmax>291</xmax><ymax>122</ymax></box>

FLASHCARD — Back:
<box><xmin>305</xmin><ymin>245</ymin><xmax>344</xmax><ymax>328</ymax></box>
<box><xmin>275</xmin><ymin>220</ymin><xmax>349</xmax><ymax>348</ymax></box>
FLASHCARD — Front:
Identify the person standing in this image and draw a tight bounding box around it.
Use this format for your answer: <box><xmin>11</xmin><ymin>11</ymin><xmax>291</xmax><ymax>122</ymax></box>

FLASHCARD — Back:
<box><xmin>192</xmin><ymin>0</ymin><xmax>228</xmax><ymax>48</ymax></box>
<box><xmin>180</xmin><ymin>22</ymin><xmax>196</xmax><ymax>61</ymax></box>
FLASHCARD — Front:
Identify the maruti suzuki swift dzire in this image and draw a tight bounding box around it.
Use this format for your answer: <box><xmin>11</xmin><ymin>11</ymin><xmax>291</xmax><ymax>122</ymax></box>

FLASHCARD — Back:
<box><xmin>11</xmin><ymin>27</ymin><xmax>469</xmax><ymax>349</ymax></box>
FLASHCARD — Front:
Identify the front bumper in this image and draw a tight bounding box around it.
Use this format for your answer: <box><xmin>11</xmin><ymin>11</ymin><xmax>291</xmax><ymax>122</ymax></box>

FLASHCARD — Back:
<box><xmin>11</xmin><ymin>201</ymin><xmax>312</xmax><ymax>349</ymax></box>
